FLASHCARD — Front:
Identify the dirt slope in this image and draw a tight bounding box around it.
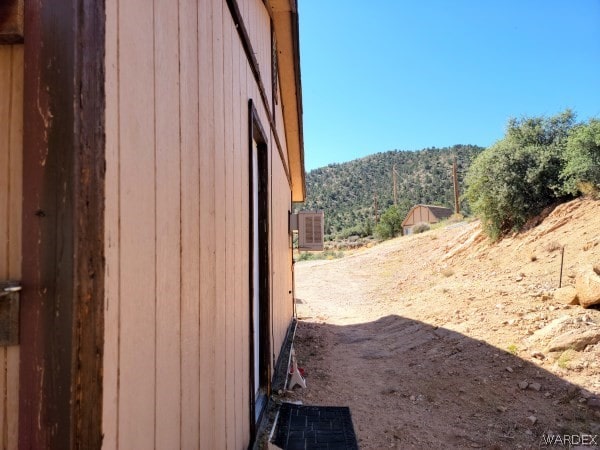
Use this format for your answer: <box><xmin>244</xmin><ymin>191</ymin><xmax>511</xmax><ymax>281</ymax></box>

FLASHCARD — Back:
<box><xmin>289</xmin><ymin>198</ymin><xmax>600</xmax><ymax>449</ymax></box>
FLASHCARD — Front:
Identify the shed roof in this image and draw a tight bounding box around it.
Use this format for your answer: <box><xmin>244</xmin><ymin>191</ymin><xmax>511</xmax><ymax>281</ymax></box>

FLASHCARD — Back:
<box><xmin>401</xmin><ymin>204</ymin><xmax>453</xmax><ymax>227</ymax></box>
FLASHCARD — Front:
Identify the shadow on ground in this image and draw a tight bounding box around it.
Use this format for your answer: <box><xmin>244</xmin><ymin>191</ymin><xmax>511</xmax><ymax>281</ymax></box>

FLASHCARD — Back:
<box><xmin>289</xmin><ymin>315</ymin><xmax>600</xmax><ymax>449</ymax></box>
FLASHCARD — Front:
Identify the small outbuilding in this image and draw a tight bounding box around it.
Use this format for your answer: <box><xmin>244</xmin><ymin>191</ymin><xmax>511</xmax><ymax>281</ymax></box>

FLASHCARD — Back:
<box><xmin>402</xmin><ymin>204</ymin><xmax>453</xmax><ymax>235</ymax></box>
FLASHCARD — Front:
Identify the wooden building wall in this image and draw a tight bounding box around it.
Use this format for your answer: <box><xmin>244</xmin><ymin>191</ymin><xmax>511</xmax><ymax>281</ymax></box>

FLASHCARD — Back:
<box><xmin>103</xmin><ymin>0</ymin><xmax>294</xmax><ymax>448</ymax></box>
<box><xmin>405</xmin><ymin>206</ymin><xmax>434</xmax><ymax>227</ymax></box>
<box><xmin>270</xmin><ymin>126</ymin><xmax>294</xmax><ymax>359</ymax></box>
<box><xmin>404</xmin><ymin>206</ymin><xmax>446</xmax><ymax>227</ymax></box>
<box><xmin>0</xmin><ymin>44</ymin><xmax>22</xmax><ymax>450</ymax></box>
<box><xmin>403</xmin><ymin>205</ymin><xmax>453</xmax><ymax>234</ymax></box>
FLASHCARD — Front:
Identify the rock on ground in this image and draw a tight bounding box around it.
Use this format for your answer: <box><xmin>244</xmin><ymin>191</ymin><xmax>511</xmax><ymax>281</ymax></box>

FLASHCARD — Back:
<box><xmin>576</xmin><ymin>268</ymin><xmax>600</xmax><ymax>308</ymax></box>
<box><xmin>546</xmin><ymin>327</ymin><xmax>600</xmax><ymax>352</ymax></box>
<box><xmin>553</xmin><ymin>285</ymin><xmax>579</xmax><ymax>305</ymax></box>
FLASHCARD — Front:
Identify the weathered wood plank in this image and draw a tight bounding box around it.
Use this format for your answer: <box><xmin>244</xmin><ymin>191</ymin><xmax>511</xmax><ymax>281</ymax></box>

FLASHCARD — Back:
<box><xmin>117</xmin><ymin>0</ymin><xmax>156</xmax><ymax>445</ymax></box>
<box><xmin>20</xmin><ymin>0</ymin><xmax>76</xmax><ymax>444</ymax></box>
<box><xmin>154</xmin><ymin>0</ymin><xmax>182</xmax><ymax>447</ymax></box>
<box><xmin>179</xmin><ymin>0</ymin><xmax>201</xmax><ymax>446</ymax></box>
<box><xmin>20</xmin><ymin>0</ymin><xmax>106</xmax><ymax>446</ymax></box>
<box><xmin>198</xmin><ymin>0</ymin><xmax>217</xmax><ymax>446</ymax></box>
<box><xmin>71</xmin><ymin>0</ymin><xmax>106</xmax><ymax>444</ymax></box>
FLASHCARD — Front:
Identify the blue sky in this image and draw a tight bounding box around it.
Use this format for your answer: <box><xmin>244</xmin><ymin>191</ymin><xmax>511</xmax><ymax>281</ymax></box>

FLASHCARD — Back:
<box><xmin>298</xmin><ymin>1</ymin><xmax>600</xmax><ymax>171</ymax></box>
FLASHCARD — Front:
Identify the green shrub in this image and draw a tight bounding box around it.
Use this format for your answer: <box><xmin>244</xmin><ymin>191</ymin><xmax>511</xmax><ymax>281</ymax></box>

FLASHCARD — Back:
<box><xmin>412</xmin><ymin>222</ymin><xmax>430</xmax><ymax>234</ymax></box>
<box><xmin>561</xmin><ymin>119</ymin><xmax>600</xmax><ymax>197</ymax></box>
<box><xmin>296</xmin><ymin>250</ymin><xmax>344</xmax><ymax>262</ymax></box>
<box><xmin>465</xmin><ymin>110</ymin><xmax>575</xmax><ymax>239</ymax></box>
<box><xmin>336</xmin><ymin>221</ymin><xmax>373</xmax><ymax>240</ymax></box>
<box><xmin>374</xmin><ymin>205</ymin><xmax>403</xmax><ymax>240</ymax></box>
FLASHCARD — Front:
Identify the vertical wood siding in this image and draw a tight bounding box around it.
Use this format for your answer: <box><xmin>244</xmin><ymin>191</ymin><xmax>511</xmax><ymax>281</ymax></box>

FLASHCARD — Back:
<box><xmin>275</xmin><ymin>86</ymin><xmax>290</xmax><ymax>168</ymax></box>
<box><xmin>179</xmin><ymin>0</ymin><xmax>201</xmax><ymax>447</ymax></box>
<box><xmin>270</xmin><ymin>130</ymin><xmax>293</xmax><ymax>363</ymax></box>
<box><xmin>0</xmin><ymin>44</ymin><xmax>22</xmax><ymax>450</ymax></box>
<box><xmin>104</xmin><ymin>0</ymin><xmax>293</xmax><ymax>448</ymax></box>
<box><xmin>154</xmin><ymin>1</ymin><xmax>182</xmax><ymax>448</ymax></box>
<box><xmin>238</xmin><ymin>0</ymin><xmax>272</xmax><ymax>105</ymax></box>
<box><xmin>270</xmin><ymin>81</ymin><xmax>294</xmax><ymax>357</ymax></box>
<box><xmin>197</xmin><ymin>0</ymin><xmax>217</xmax><ymax>446</ymax></box>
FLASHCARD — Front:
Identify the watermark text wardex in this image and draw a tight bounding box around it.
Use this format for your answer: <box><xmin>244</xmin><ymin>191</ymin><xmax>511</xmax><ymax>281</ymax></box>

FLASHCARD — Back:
<box><xmin>541</xmin><ymin>434</ymin><xmax>598</xmax><ymax>446</ymax></box>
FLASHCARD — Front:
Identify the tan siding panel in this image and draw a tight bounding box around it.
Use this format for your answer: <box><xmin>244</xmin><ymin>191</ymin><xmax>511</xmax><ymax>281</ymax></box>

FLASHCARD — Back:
<box><xmin>198</xmin><ymin>0</ymin><xmax>217</xmax><ymax>445</ymax></box>
<box><xmin>232</xmin><ymin>29</ymin><xmax>244</xmax><ymax>449</ymax></box>
<box><xmin>102</xmin><ymin>0</ymin><xmax>295</xmax><ymax>448</ymax></box>
<box><xmin>212</xmin><ymin>0</ymin><xmax>227</xmax><ymax>442</ymax></box>
<box><xmin>240</xmin><ymin>0</ymin><xmax>272</xmax><ymax>110</ymax></box>
<box><xmin>117</xmin><ymin>0</ymin><xmax>156</xmax><ymax>445</ymax></box>
<box><xmin>179</xmin><ymin>0</ymin><xmax>201</xmax><ymax>447</ymax></box>
<box><xmin>102</xmin><ymin>0</ymin><xmax>120</xmax><ymax>445</ymax></box>
<box><xmin>240</xmin><ymin>50</ymin><xmax>251</xmax><ymax>445</ymax></box>
<box><xmin>154</xmin><ymin>0</ymin><xmax>182</xmax><ymax>447</ymax></box>
<box><xmin>275</xmin><ymin>88</ymin><xmax>289</xmax><ymax>168</ymax></box>
<box><xmin>261</xmin><ymin>2</ymin><xmax>272</xmax><ymax>104</ymax></box>
<box><xmin>222</xmin><ymin>10</ymin><xmax>236</xmax><ymax>448</ymax></box>
<box><xmin>270</xmin><ymin>151</ymin><xmax>292</xmax><ymax>359</ymax></box>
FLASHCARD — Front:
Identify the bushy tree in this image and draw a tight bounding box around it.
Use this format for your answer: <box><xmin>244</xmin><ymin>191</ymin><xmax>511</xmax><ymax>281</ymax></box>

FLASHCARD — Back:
<box><xmin>561</xmin><ymin>119</ymin><xmax>600</xmax><ymax>197</ymax></box>
<box><xmin>465</xmin><ymin>111</ymin><xmax>575</xmax><ymax>239</ymax></box>
<box><xmin>375</xmin><ymin>205</ymin><xmax>403</xmax><ymax>240</ymax></box>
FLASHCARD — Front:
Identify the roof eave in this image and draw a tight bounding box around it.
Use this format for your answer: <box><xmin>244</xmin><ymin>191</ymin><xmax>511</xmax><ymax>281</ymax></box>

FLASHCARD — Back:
<box><xmin>269</xmin><ymin>0</ymin><xmax>306</xmax><ymax>202</ymax></box>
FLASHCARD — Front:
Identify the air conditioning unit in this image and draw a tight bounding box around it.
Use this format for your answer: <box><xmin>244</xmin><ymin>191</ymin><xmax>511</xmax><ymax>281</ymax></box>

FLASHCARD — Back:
<box><xmin>296</xmin><ymin>211</ymin><xmax>324</xmax><ymax>251</ymax></box>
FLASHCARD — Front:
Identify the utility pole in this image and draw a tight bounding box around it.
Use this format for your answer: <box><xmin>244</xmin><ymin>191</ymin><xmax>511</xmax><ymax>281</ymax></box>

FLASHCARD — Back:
<box><xmin>373</xmin><ymin>193</ymin><xmax>379</xmax><ymax>225</ymax></box>
<box><xmin>392</xmin><ymin>164</ymin><xmax>398</xmax><ymax>207</ymax></box>
<box><xmin>452</xmin><ymin>155</ymin><xmax>460</xmax><ymax>215</ymax></box>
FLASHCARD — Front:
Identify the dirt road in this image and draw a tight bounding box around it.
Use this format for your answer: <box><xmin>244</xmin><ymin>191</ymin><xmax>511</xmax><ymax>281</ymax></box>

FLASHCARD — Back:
<box><xmin>288</xmin><ymin>199</ymin><xmax>600</xmax><ymax>449</ymax></box>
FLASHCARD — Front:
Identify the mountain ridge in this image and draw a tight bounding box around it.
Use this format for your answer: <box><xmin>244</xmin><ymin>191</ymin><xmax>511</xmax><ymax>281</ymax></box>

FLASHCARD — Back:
<box><xmin>300</xmin><ymin>144</ymin><xmax>485</xmax><ymax>239</ymax></box>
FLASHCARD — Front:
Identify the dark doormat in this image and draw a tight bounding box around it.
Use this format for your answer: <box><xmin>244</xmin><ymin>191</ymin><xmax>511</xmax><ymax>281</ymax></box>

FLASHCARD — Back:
<box><xmin>272</xmin><ymin>403</ymin><xmax>359</xmax><ymax>450</ymax></box>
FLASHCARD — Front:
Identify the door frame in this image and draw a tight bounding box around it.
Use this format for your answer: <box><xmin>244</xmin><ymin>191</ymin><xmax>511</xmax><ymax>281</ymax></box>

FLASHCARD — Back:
<box><xmin>248</xmin><ymin>99</ymin><xmax>271</xmax><ymax>439</ymax></box>
<box><xmin>19</xmin><ymin>1</ymin><xmax>105</xmax><ymax>448</ymax></box>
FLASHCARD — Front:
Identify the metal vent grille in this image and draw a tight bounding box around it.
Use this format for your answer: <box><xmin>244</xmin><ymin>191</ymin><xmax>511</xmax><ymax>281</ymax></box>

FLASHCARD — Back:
<box><xmin>298</xmin><ymin>211</ymin><xmax>324</xmax><ymax>251</ymax></box>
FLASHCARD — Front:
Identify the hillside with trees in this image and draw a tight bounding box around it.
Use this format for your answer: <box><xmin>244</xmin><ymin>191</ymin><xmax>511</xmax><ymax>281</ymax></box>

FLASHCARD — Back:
<box><xmin>300</xmin><ymin>145</ymin><xmax>484</xmax><ymax>240</ymax></box>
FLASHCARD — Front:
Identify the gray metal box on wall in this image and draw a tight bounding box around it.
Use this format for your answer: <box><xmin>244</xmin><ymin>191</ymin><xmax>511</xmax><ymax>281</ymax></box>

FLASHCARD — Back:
<box><xmin>297</xmin><ymin>211</ymin><xmax>324</xmax><ymax>251</ymax></box>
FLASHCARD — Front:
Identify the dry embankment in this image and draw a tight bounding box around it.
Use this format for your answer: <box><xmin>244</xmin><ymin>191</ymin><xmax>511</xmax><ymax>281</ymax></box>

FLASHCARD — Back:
<box><xmin>288</xmin><ymin>198</ymin><xmax>600</xmax><ymax>449</ymax></box>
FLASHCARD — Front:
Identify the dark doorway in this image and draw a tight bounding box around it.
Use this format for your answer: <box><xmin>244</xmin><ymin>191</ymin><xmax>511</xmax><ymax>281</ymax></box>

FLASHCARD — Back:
<box><xmin>249</xmin><ymin>100</ymin><xmax>271</xmax><ymax>435</ymax></box>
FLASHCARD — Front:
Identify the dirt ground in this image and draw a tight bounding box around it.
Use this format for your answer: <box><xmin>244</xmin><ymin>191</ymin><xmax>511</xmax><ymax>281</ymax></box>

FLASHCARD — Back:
<box><xmin>286</xmin><ymin>198</ymin><xmax>600</xmax><ymax>449</ymax></box>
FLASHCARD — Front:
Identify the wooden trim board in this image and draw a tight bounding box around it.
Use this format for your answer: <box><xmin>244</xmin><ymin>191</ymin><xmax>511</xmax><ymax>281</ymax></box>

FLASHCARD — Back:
<box><xmin>20</xmin><ymin>0</ymin><xmax>105</xmax><ymax>447</ymax></box>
